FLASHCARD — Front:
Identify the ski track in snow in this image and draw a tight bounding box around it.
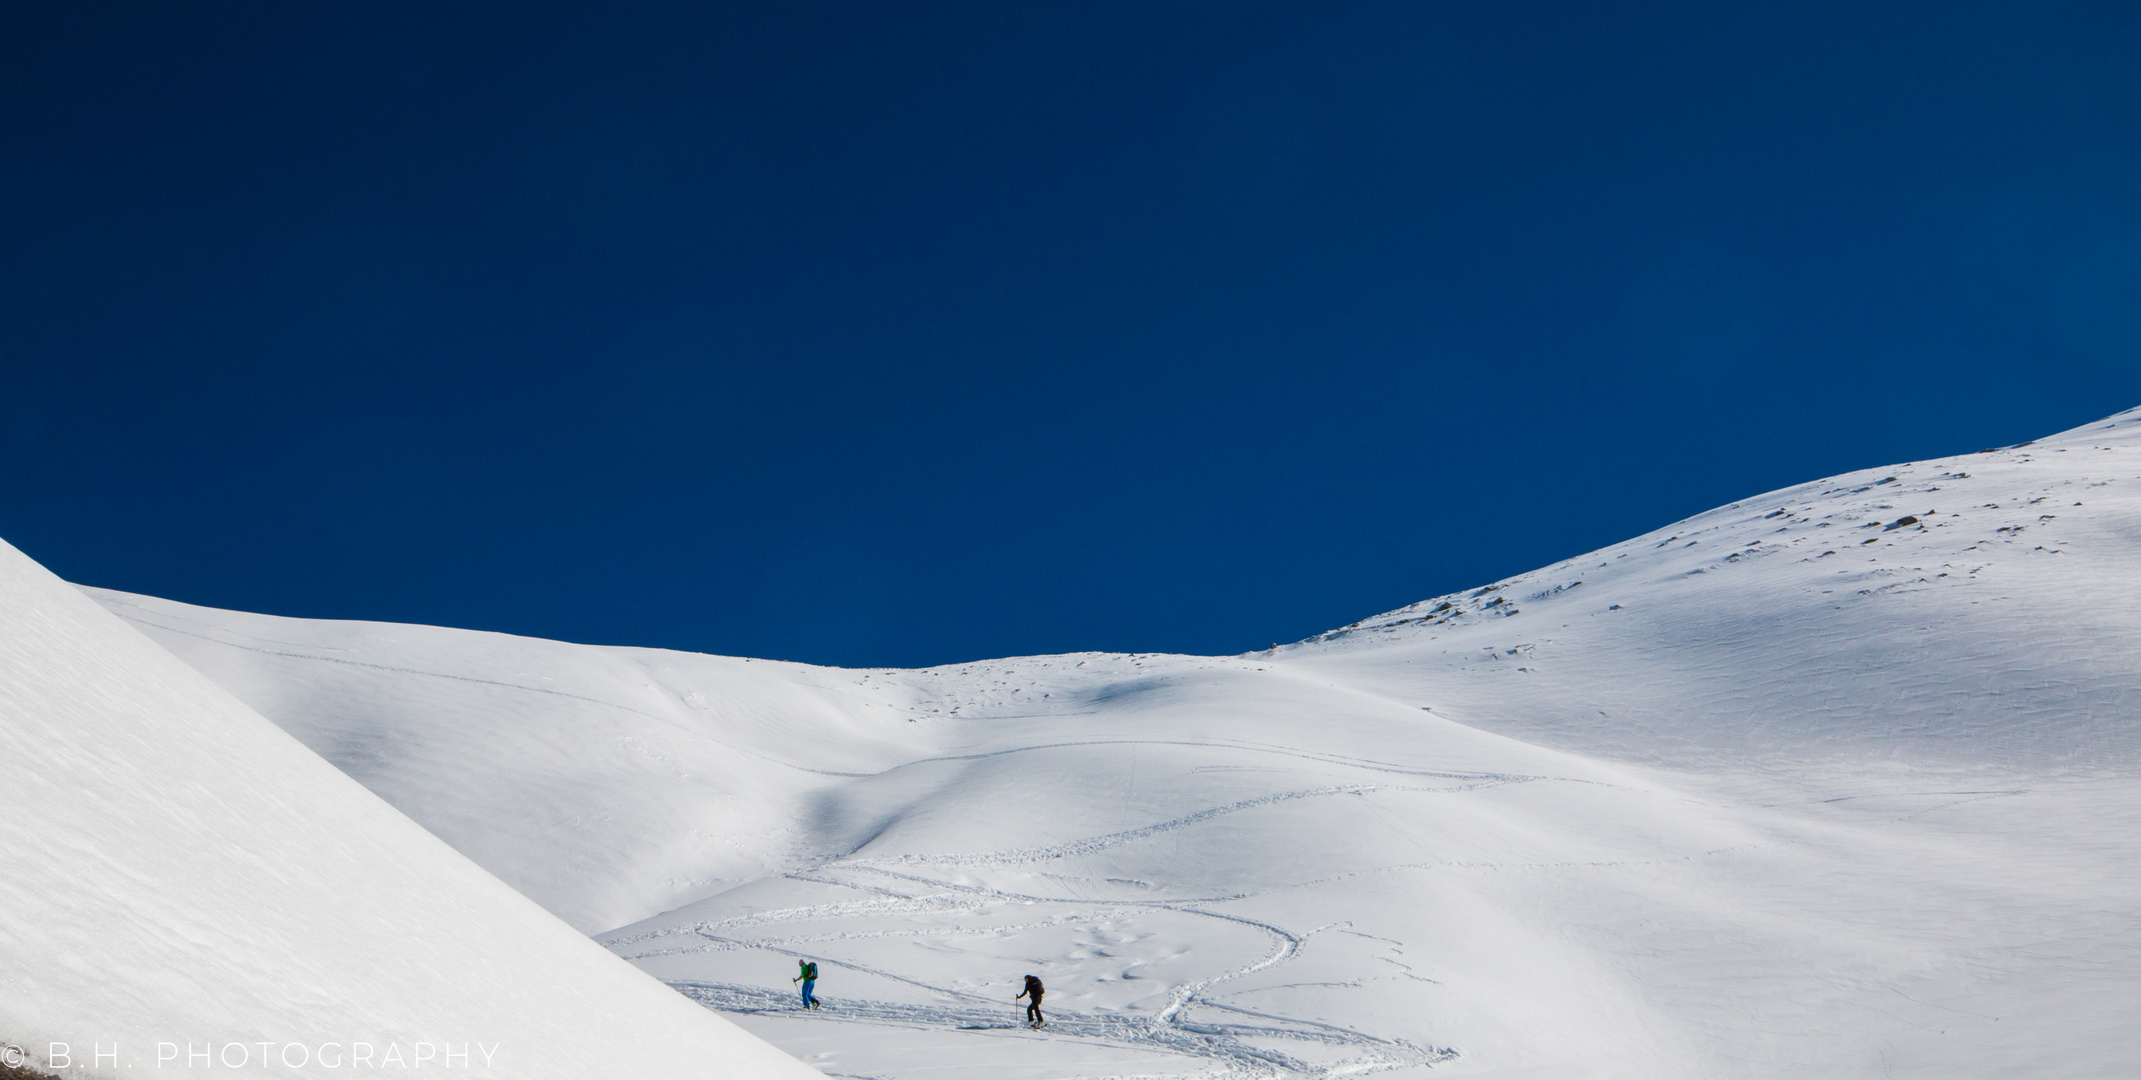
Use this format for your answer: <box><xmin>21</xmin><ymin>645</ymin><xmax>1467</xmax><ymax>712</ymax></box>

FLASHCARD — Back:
<box><xmin>843</xmin><ymin>779</ymin><xmax>1529</xmax><ymax>869</ymax></box>
<box><xmin>638</xmin><ymin>866</ymin><xmax>1457</xmax><ymax>1080</ymax></box>
<box><xmin>669</xmin><ymin>979</ymin><xmax>1456</xmax><ymax>1080</ymax></box>
<box><xmin>606</xmin><ymin>748</ymin><xmax>1622</xmax><ymax>1077</ymax></box>
<box><xmin>610</xmin><ymin>779</ymin><xmax>1481</xmax><ymax>1078</ymax></box>
<box><xmin>887</xmin><ymin>739</ymin><xmax>1532</xmax><ymax>782</ymax></box>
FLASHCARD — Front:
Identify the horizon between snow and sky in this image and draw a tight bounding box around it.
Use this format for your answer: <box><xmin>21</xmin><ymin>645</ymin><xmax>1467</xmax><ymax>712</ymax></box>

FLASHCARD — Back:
<box><xmin>4</xmin><ymin>2</ymin><xmax>2139</xmax><ymax>668</ymax></box>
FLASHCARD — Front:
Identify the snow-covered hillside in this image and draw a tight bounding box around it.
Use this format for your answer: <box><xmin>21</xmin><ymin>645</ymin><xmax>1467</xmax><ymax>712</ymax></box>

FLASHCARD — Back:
<box><xmin>84</xmin><ymin>407</ymin><xmax>2141</xmax><ymax>1079</ymax></box>
<box><xmin>0</xmin><ymin>540</ymin><xmax>825</xmax><ymax>1079</ymax></box>
<box><xmin>1292</xmin><ymin>406</ymin><xmax>2141</xmax><ymax>774</ymax></box>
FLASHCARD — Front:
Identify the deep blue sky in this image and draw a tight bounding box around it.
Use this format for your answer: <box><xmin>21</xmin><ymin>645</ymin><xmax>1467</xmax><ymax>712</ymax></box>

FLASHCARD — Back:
<box><xmin>4</xmin><ymin>3</ymin><xmax>2138</xmax><ymax>666</ymax></box>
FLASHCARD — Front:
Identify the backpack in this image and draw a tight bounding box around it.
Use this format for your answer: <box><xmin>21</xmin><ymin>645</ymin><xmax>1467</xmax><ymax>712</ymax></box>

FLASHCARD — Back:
<box><xmin>803</xmin><ymin>962</ymin><xmax>818</xmax><ymax>980</ymax></box>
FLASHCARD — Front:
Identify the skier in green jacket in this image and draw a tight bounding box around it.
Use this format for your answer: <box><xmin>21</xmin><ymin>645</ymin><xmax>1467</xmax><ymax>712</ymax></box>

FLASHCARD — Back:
<box><xmin>794</xmin><ymin>959</ymin><xmax>820</xmax><ymax>1009</ymax></box>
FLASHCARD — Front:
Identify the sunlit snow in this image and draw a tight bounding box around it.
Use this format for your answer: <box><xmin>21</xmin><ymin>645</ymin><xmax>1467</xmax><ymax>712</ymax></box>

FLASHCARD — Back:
<box><xmin>78</xmin><ymin>406</ymin><xmax>2141</xmax><ymax>1079</ymax></box>
<box><xmin>0</xmin><ymin>541</ymin><xmax>826</xmax><ymax>1079</ymax></box>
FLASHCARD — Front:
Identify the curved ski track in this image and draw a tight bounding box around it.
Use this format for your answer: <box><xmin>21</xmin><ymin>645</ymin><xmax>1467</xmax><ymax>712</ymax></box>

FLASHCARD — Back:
<box><xmin>609</xmin><ymin>776</ymin><xmax>1516</xmax><ymax>1077</ymax></box>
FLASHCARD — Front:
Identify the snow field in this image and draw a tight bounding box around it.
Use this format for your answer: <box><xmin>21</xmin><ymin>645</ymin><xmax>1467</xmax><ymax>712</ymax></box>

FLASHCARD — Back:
<box><xmin>83</xmin><ymin>406</ymin><xmax>2141</xmax><ymax>1078</ymax></box>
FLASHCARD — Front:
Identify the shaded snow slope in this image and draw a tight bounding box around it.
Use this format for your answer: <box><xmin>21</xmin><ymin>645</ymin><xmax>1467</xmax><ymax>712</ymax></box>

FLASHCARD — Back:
<box><xmin>72</xmin><ymin>599</ymin><xmax>934</xmax><ymax>935</ymax></box>
<box><xmin>84</xmin><ymin>407</ymin><xmax>2141</xmax><ymax>1079</ymax></box>
<box><xmin>0</xmin><ymin>539</ymin><xmax>823</xmax><ymax>1080</ymax></box>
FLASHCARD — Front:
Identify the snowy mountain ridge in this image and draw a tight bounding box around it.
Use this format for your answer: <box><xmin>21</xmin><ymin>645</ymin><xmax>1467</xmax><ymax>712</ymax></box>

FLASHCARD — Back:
<box><xmin>0</xmin><ymin>538</ymin><xmax>825</xmax><ymax>1080</ymax></box>
<box><xmin>71</xmin><ymin>405</ymin><xmax>2141</xmax><ymax>1080</ymax></box>
<box><xmin>1289</xmin><ymin>403</ymin><xmax>2140</xmax><ymax>772</ymax></box>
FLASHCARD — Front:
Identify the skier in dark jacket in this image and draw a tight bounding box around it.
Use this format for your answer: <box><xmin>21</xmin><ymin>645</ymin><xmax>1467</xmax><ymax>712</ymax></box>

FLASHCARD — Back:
<box><xmin>1016</xmin><ymin>974</ymin><xmax>1045</xmax><ymax>1027</ymax></box>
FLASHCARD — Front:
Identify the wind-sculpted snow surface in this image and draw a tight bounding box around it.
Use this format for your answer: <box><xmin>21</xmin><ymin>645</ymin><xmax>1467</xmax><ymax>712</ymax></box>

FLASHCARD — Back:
<box><xmin>0</xmin><ymin>540</ymin><xmax>826</xmax><ymax>1079</ymax></box>
<box><xmin>86</xmin><ymin>407</ymin><xmax>2141</xmax><ymax>1079</ymax></box>
<box><xmin>71</xmin><ymin>594</ymin><xmax>925</xmax><ymax>934</ymax></box>
<box><xmin>1292</xmin><ymin>404</ymin><xmax>2141</xmax><ymax>775</ymax></box>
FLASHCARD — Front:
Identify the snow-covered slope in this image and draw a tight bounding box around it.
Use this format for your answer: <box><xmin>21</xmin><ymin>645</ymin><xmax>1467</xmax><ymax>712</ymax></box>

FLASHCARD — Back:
<box><xmin>0</xmin><ymin>538</ymin><xmax>824</xmax><ymax>1080</ymax></box>
<box><xmin>1290</xmin><ymin>405</ymin><xmax>2141</xmax><ymax>774</ymax></box>
<box><xmin>68</xmin><ymin>601</ymin><xmax>935</xmax><ymax>935</ymax></box>
<box><xmin>83</xmin><ymin>407</ymin><xmax>2141</xmax><ymax>1079</ymax></box>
